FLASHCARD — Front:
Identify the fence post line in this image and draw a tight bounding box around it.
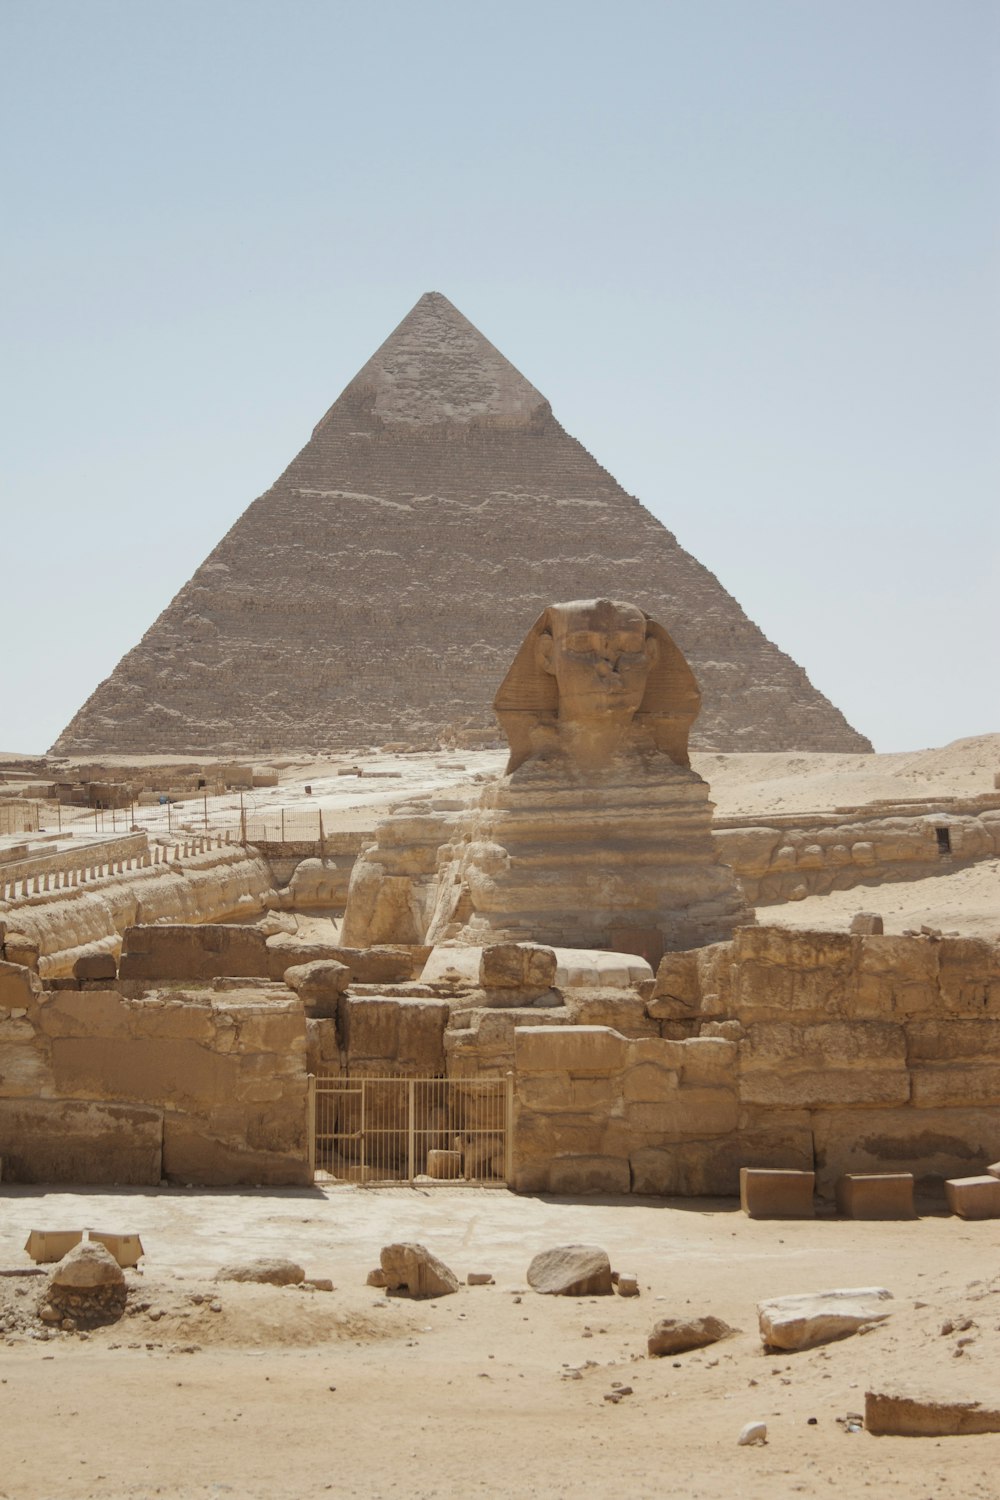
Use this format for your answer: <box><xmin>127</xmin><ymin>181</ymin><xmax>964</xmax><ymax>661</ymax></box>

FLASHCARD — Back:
<box><xmin>307</xmin><ymin>1074</ymin><xmax>317</xmax><ymax>1178</ymax></box>
<box><xmin>505</xmin><ymin>1072</ymin><xmax>515</xmax><ymax>1185</ymax></box>
<box><xmin>281</xmin><ymin>806</ymin><xmax>285</xmax><ymax>843</ymax></box>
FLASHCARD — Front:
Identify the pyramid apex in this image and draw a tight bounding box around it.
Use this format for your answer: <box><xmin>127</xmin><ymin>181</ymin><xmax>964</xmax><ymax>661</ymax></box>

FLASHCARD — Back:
<box><xmin>318</xmin><ymin>291</ymin><xmax>550</xmax><ymax>431</ymax></box>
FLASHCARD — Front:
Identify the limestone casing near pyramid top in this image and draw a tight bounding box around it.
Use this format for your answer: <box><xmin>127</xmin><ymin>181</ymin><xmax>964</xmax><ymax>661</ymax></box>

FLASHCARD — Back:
<box><xmin>51</xmin><ymin>292</ymin><xmax>872</xmax><ymax>756</ymax></box>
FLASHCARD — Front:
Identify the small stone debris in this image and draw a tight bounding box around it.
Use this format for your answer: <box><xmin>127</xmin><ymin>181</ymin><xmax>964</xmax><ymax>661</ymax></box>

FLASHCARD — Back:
<box><xmin>366</xmin><ymin>1268</ymin><xmax>388</xmax><ymax>1288</ymax></box>
<box><xmin>379</xmin><ymin>1243</ymin><xmax>459</xmax><ymax>1300</ymax></box>
<box><xmin>526</xmin><ymin>1245</ymin><xmax>613</xmax><ymax>1297</ymax></box>
<box><xmin>603</xmin><ymin>1385</ymin><xmax>634</xmax><ymax>1404</ymax></box>
<box><xmin>737</xmin><ymin>1422</ymin><xmax>768</xmax><ymax>1446</ymax></box>
<box><xmin>215</xmin><ymin>1257</ymin><xmax>305</xmax><ymax>1287</ymax></box>
<box><xmin>304</xmin><ymin>1278</ymin><xmax>334</xmax><ymax>1292</ymax></box>
<box><xmin>616</xmin><ymin>1273</ymin><xmax>640</xmax><ymax>1298</ymax></box>
<box><xmin>467</xmin><ymin>1272</ymin><xmax>494</xmax><ymax>1286</ymax></box>
<box><xmin>647</xmin><ymin>1315</ymin><xmax>733</xmax><ymax>1357</ymax></box>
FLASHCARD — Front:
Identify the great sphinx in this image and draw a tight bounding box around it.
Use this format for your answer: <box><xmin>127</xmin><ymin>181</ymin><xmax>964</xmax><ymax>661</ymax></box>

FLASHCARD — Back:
<box><xmin>342</xmin><ymin>599</ymin><xmax>753</xmax><ymax>960</ymax></box>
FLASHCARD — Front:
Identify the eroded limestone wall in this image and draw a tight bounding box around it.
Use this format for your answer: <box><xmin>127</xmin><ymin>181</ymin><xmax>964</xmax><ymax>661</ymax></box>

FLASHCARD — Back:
<box><xmin>513</xmin><ymin>926</ymin><xmax>1000</xmax><ymax>1196</ymax></box>
<box><xmin>715</xmin><ymin>804</ymin><xmax>1000</xmax><ymax>905</ymax></box>
<box><xmin>1</xmin><ymin>846</ymin><xmax>273</xmax><ymax>977</ymax></box>
<box><xmin>0</xmin><ymin>960</ymin><xmax>309</xmax><ymax>1186</ymax></box>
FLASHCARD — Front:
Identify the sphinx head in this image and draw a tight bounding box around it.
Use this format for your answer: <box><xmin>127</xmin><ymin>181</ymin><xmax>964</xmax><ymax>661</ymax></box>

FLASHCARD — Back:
<box><xmin>535</xmin><ymin>599</ymin><xmax>657</xmax><ymax>728</ymax></box>
<box><xmin>494</xmin><ymin>598</ymin><xmax>701</xmax><ymax>774</ymax></box>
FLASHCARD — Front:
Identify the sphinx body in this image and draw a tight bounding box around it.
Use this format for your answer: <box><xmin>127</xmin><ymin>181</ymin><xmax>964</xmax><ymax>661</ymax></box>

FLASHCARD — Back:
<box><xmin>342</xmin><ymin>600</ymin><xmax>753</xmax><ymax>961</ymax></box>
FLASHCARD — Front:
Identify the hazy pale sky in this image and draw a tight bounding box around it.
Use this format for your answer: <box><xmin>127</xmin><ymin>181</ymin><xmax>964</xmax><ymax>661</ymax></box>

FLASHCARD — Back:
<box><xmin>2</xmin><ymin>0</ymin><xmax>997</xmax><ymax>755</ymax></box>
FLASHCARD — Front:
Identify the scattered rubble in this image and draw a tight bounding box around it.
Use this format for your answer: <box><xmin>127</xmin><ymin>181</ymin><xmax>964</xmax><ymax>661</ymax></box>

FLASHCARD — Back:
<box><xmin>647</xmin><ymin>1315</ymin><xmax>733</xmax><ymax>1357</ymax></box>
<box><xmin>379</xmin><ymin>1243</ymin><xmax>459</xmax><ymax>1299</ymax></box>
<box><xmin>526</xmin><ymin>1246</ymin><xmax>613</xmax><ymax>1297</ymax></box>
<box><xmin>758</xmin><ymin>1288</ymin><xmax>893</xmax><ymax>1351</ymax></box>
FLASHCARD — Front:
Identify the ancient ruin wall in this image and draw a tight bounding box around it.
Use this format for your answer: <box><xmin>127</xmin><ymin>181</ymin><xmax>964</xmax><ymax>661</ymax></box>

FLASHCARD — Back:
<box><xmin>53</xmin><ymin>293</ymin><xmax>870</xmax><ymax>758</ymax></box>
<box><xmin>1</xmin><ymin>845</ymin><xmax>273</xmax><ymax>976</ymax></box>
<box><xmin>0</xmin><ymin>962</ymin><xmax>309</xmax><ymax>1185</ymax></box>
<box><xmin>512</xmin><ymin>927</ymin><xmax>1000</xmax><ymax>1196</ymax></box>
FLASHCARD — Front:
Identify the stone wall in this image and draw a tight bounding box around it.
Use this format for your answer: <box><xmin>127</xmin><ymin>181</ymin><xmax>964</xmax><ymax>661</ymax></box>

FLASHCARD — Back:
<box><xmin>1</xmin><ymin>845</ymin><xmax>273</xmax><ymax>977</ymax></box>
<box><xmin>715</xmin><ymin>801</ymin><xmax>1000</xmax><ymax>906</ymax></box>
<box><xmin>0</xmin><ymin>959</ymin><xmax>309</xmax><ymax>1186</ymax></box>
<box><xmin>511</xmin><ymin>926</ymin><xmax>1000</xmax><ymax>1197</ymax></box>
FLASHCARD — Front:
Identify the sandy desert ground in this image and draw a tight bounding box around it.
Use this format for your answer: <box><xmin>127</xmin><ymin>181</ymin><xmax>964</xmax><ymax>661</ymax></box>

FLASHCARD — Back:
<box><xmin>2</xmin><ymin>1185</ymin><xmax>1000</xmax><ymax>1500</ymax></box>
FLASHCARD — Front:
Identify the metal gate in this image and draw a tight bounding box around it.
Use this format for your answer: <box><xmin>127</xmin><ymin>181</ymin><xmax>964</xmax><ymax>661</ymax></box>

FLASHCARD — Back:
<box><xmin>308</xmin><ymin>1073</ymin><xmax>512</xmax><ymax>1186</ymax></box>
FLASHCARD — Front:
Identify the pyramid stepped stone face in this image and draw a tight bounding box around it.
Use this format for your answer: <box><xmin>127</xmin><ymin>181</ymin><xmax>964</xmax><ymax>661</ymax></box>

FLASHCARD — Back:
<box><xmin>52</xmin><ymin>293</ymin><xmax>872</xmax><ymax>756</ymax></box>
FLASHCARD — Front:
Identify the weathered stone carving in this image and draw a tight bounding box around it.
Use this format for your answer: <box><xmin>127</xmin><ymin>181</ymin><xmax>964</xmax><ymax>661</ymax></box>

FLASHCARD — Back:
<box><xmin>494</xmin><ymin>598</ymin><xmax>700</xmax><ymax>774</ymax></box>
<box><xmin>343</xmin><ymin>599</ymin><xmax>753</xmax><ymax>959</ymax></box>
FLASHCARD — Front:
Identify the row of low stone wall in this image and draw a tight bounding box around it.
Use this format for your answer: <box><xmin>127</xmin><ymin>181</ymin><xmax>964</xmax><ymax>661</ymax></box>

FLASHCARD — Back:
<box><xmin>3</xmin><ymin>923</ymin><xmax>997</xmax><ymax>1194</ymax></box>
<box><xmin>713</xmin><ymin>804</ymin><xmax>1000</xmax><ymax>906</ymax></box>
<box><xmin>0</xmin><ymin>832</ymin><xmax>249</xmax><ymax>901</ymax></box>
<box><xmin>0</xmin><ymin>846</ymin><xmax>274</xmax><ymax>977</ymax></box>
<box><xmin>0</xmin><ymin>960</ymin><xmax>309</xmax><ymax>1185</ymax></box>
<box><xmin>0</xmin><ymin>832</ymin><xmax>151</xmax><ymax>899</ymax></box>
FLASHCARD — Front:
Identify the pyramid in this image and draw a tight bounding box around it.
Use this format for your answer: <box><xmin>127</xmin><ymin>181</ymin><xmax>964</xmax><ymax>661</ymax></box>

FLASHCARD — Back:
<box><xmin>52</xmin><ymin>293</ymin><xmax>872</xmax><ymax>756</ymax></box>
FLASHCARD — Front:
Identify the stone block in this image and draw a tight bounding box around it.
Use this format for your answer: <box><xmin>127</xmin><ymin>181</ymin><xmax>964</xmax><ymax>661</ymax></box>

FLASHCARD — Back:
<box><xmin>119</xmin><ymin>924</ymin><xmax>269</xmax><ymax>981</ymax></box>
<box><xmin>622</xmin><ymin>1062</ymin><xmax>680</xmax><ymax>1104</ymax></box>
<box><xmin>905</xmin><ymin>1019</ymin><xmax>1000</xmax><ymax>1063</ymax></box>
<box><xmin>426</xmin><ymin>1149</ymin><xmax>463</xmax><ymax>1179</ymax></box>
<box><xmin>740</xmin><ymin>1167</ymin><xmax>815</xmax><ymax>1218</ymax></box>
<box><xmin>865</xmin><ymin>1388</ymin><xmax>1000</xmax><ymax>1437</ymax></box>
<box><xmin>72</xmin><ymin>953</ymin><xmax>118</xmax><ymax>981</ymax></box>
<box><xmin>480</xmin><ymin>943</ymin><xmax>557</xmax><ymax>990</ymax></box>
<box><xmin>630</xmin><ymin>1118</ymin><xmax>813</xmax><ymax>1197</ymax></box>
<box><xmin>546</xmin><ymin>1154</ymin><xmax>631</xmax><ymax>1195</ymax></box>
<box><xmin>849</xmin><ymin>912</ymin><xmax>883</xmax><ymax>935</ymax></box>
<box><xmin>514</xmin><ymin>1025</ymin><xmax>629</xmax><ymax>1077</ymax></box>
<box><xmin>937</xmin><ymin>938</ymin><xmax>1000</xmax><ymax>1014</ymax></box>
<box><xmin>626</xmin><ymin>1086</ymin><xmax>738</xmax><ymax>1139</ymax></box>
<box><xmin>910</xmin><ymin>1065</ymin><xmax>1000</xmax><ymax>1108</ymax></box>
<box><xmin>944</xmin><ymin>1175</ymin><xmax>1000</xmax><ymax>1220</ymax></box>
<box><xmin>835</xmin><ymin>1173</ymin><xmax>915</xmax><ymax>1219</ymax></box>
<box><xmin>0</xmin><ymin>960</ymin><xmax>42</xmax><ymax>1008</ymax></box>
<box><xmin>677</xmin><ymin>1036</ymin><xmax>738</xmax><ymax>1086</ymax></box>
<box><xmin>0</xmin><ymin>1098</ymin><xmax>162</xmax><ymax>1185</ymax></box>
<box><xmin>341</xmin><ymin>996</ymin><xmax>448</xmax><ymax>1071</ymax></box>
<box><xmin>161</xmin><ymin>1116</ymin><xmax>310</xmax><ymax>1187</ymax></box>
<box><xmin>4</xmin><ymin>935</ymin><xmax>40</xmax><ymax>969</ymax></box>
<box><xmin>812</xmin><ymin>1108</ymin><xmax>1000</xmax><ymax>1195</ymax></box>
<box><xmin>283</xmin><ymin>960</ymin><xmax>351</xmax><ymax>1017</ymax></box>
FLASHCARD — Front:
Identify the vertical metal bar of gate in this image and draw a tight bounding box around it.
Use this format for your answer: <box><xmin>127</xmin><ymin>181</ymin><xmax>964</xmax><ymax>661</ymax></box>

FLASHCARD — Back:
<box><xmin>307</xmin><ymin>1074</ymin><xmax>316</xmax><ymax>1177</ymax></box>
<box><xmin>407</xmin><ymin>1078</ymin><xmax>415</xmax><ymax>1181</ymax></box>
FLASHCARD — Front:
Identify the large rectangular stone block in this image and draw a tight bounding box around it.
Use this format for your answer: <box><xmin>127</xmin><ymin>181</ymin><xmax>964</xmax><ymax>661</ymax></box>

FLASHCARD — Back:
<box><xmin>626</xmin><ymin>1086</ymin><xmax>738</xmax><ymax>1139</ymax></box>
<box><xmin>740</xmin><ymin>1167</ymin><xmax>815</xmax><ymax>1218</ymax></box>
<box><xmin>341</xmin><ymin>997</ymin><xmax>448</xmax><ymax>1071</ymax></box>
<box><xmin>514</xmin><ymin>1025</ymin><xmax>629</xmax><ymax>1077</ymax></box>
<box><xmin>546</xmin><ymin>1154</ymin><xmax>631</xmax><ymax>1195</ymax></box>
<box><xmin>910</xmin><ymin>1064</ymin><xmax>1000</xmax><ymax>1109</ymax></box>
<box><xmin>937</xmin><ymin>938</ymin><xmax>1000</xmax><ymax>1014</ymax></box>
<box><xmin>945</xmin><ymin>1175</ymin><xmax>1000</xmax><ymax>1219</ymax></box>
<box><xmin>0</xmin><ymin>1097</ymin><xmax>162</xmax><ymax>1184</ymax></box>
<box><xmin>119</xmin><ymin>924</ymin><xmax>269</xmax><ymax>980</ymax></box>
<box><xmin>739</xmin><ymin>1069</ymin><xmax>909</xmax><ymax>1110</ymax></box>
<box><xmin>906</xmin><ymin>1019</ymin><xmax>1000</xmax><ymax>1062</ymax></box>
<box><xmin>812</xmin><ymin>1107</ymin><xmax>1000</xmax><ymax>1195</ymax></box>
<box><xmin>835</xmin><ymin>1173</ymin><xmax>915</xmax><ymax>1219</ymax></box>
<box><xmin>631</xmin><ymin>1119</ymin><xmax>814</xmax><ymax>1197</ymax></box>
<box><xmin>161</xmin><ymin>1116</ymin><xmax>309</xmax><ymax>1187</ymax></box>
